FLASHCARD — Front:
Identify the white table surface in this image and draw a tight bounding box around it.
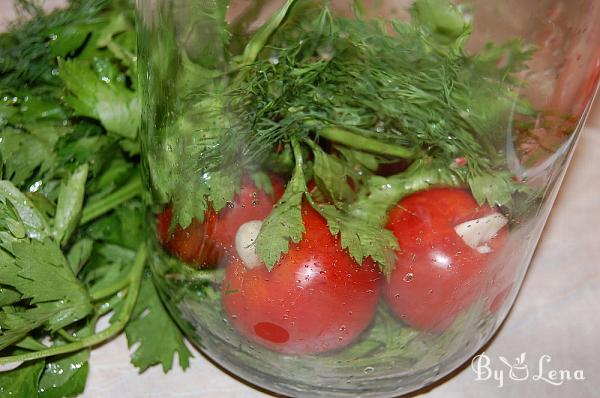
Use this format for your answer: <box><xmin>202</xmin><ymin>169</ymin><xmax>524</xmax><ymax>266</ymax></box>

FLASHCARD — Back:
<box><xmin>1</xmin><ymin>2</ymin><xmax>599</xmax><ymax>397</ymax></box>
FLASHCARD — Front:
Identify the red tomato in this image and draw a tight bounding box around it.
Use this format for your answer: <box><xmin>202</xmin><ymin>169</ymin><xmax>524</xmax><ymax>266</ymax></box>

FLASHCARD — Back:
<box><xmin>222</xmin><ymin>202</ymin><xmax>382</xmax><ymax>354</ymax></box>
<box><xmin>156</xmin><ymin>205</ymin><xmax>220</xmax><ymax>267</ymax></box>
<box><xmin>156</xmin><ymin>175</ymin><xmax>284</xmax><ymax>266</ymax></box>
<box><xmin>383</xmin><ymin>188</ymin><xmax>507</xmax><ymax>332</ymax></box>
<box><xmin>212</xmin><ymin>175</ymin><xmax>285</xmax><ymax>250</ymax></box>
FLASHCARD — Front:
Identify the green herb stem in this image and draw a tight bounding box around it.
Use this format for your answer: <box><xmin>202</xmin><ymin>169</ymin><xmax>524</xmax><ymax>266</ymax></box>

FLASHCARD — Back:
<box><xmin>240</xmin><ymin>0</ymin><xmax>297</xmax><ymax>66</ymax></box>
<box><xmin>318</xmin><ymin>126</ymin><xmax>417</xmax><ymax>159</ymax></box>
<box><xmin>89</xmin><ymin>275</ymin><xmax>131</xmax><ymax>302</ymax></box>
<box><xmin>95</xmin><ymin>291</ymin><xmax>126</xmax><ymax>317</ymax></box>
<box><xmin>57</xmin><ymin>329</ymin><xmax>77</xmax><ymax>343</ymax></box>
<box><xmin>164</xmin><ymin>268</ymin><xmax>225</xmax><ymax>283</ymax></box>
<box><xmin>80</xmin><ymin>176</ymin><xmax>143</xmax><ymax>225</ymax></box>
<box><xmin>0</xmin><ymin>244</ymin><xmax>147</xmax><ymax>366</ymax></box>
<box><xmin>291</xmin><ymin>138</ymin><xmax>304</xmax><ymax>169</ymax></box>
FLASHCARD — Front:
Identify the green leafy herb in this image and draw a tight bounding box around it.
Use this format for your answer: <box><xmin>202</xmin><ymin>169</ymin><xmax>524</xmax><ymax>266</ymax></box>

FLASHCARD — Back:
<box><xmin>0</xmin><ymin>1</ymin><xmax>190</xmax><ymax>394</ymax></box>
<box><xmin>0</xmin><ymin>0</ymin><xmax>109</xmax><ymax>88</ymax></box>
<box><xmin>125</xmin><ymin>274</ymin><xmax>192</xmax><ymax>372</ymax></box>
<box><xmin>0</xmin><ymin>359</ymin><xmax>45</xmax><ymax>397</ymax></box>
<box><xmin>255</xmin><ymin>141</ymin><xmax>307</xmax><ymax>269</ymax></box>
<box><xmin>3</xmin><ymin>238</ymin><xmax>93</xmax><ymax>332</ymax></box>
<box><xmin>59</xmin><ymin>59</ymin><xmax>140</xmax><ymax>139</ymax></box>
<box><xmin>53</xmin><ymin>163</ymin><xmax>89</xmax><ymax>246</ymax></box>
<box><xmin>310</xmin><ymin>142</ymin><xmax>356</xmax><ymax>204</ymax></box>
<box><xmin>0</xmin><ymin>180</ymin><xmax>49</xmax><ymax>238</ymax></box>
<box><xmin>316</xmin><ymin>203</ymin><xmax>399</xmax><ymax>277</ymax></box>
<box><xmin>0</xmin><ymin>126</ymin><xmax>55</xmax><ymax>187</ymax></box>
<box><xmin>38</xmin><ymin>349</ymin><xmax>90</xmax><ymax>398</ymax></box>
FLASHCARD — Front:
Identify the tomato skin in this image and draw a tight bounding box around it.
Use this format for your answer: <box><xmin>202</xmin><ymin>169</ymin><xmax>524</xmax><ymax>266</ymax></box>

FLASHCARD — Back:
<box><xmin>156</xmin><ymin>205</ymin><xmax>221</xmax><ymax>267</ymax></box>
<box><xmin>383</xmin><ymin>188</ymin><xmax>507</xmax><ymax>332</ymax></box>
<box><xmin>222</xmin><ymin>203</ymin><xmax>382</xmax><ymax>354</ymax></box>
<box><xmin>157</xmin><ymin>175</ymin><xmax>284</xmax><ymax>266</ymax></box>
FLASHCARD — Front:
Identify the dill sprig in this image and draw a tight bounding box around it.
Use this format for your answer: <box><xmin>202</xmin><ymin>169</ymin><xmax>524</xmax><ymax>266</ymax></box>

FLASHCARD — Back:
<box><xmin>0</xmin><ymin>0</ymin><xmax>109</xmax><ymax>89</ymax></box>
<box><xmin>214</xmin><ymin>1</ymin><xmax>530</xmax><ymax>188</ymax></box>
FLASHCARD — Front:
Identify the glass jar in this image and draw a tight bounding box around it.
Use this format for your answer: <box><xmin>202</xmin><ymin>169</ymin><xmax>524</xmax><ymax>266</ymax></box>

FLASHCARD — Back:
<box><xmin>136</xmin><ymin>1</ymin><xmax>599</xmax><ymax>396</ymax></box>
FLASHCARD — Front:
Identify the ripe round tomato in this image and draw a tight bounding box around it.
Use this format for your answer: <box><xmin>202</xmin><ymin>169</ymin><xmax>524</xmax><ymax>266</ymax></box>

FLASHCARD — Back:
<box><xmin>156</xmin><ymin>175</ymin><xmax>284</xmax><ymax>266</ymax></box>
<box><xmin>383</xmin><ymin>188</ymin><xmax>507</xmax><ymax>332</ymax></box>
<box><xmin>222</xmin><ymin>203</ymin><xmax>382</xmax><ymax>354</ymax></box>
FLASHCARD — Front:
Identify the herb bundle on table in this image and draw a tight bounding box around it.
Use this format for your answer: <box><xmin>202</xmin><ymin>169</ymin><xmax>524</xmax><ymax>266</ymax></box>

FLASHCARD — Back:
<box><xmin>0</xmin><ymin>1</ymin><xmax>190</xmax><ymax>396</ymax></box>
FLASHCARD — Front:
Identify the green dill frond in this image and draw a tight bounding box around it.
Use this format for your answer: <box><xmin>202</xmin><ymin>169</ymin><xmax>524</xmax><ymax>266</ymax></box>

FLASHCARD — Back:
<box><xmin>209</xmin><ymin>5</ymin><xmax>529</xmax><ymax>185</ymax></box>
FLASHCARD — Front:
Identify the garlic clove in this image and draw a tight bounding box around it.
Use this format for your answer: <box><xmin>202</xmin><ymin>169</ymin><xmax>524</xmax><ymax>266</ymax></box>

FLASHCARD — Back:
<box><xmin>454</xmin><ymin>213</ymin><xmax>508</xmax><ymax>252</ymax></box>
<box><xmin>235</xmin><ymin>220</ymin><xmax>264</xmax><ymax>269</ymax></box>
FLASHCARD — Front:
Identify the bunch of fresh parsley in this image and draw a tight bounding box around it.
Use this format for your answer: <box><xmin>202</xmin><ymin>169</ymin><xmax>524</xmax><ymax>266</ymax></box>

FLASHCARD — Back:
<box><xmin>0</xmin><ymin>1</ymin><xmax>191</xmax><ymax>396</ymax></box>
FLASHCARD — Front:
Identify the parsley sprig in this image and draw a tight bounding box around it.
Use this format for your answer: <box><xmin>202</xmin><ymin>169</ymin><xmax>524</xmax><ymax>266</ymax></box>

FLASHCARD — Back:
<box><xmin>1</xmin><ymin>1</ymin><xmax>191</xmax><ymax>395</ymax></box>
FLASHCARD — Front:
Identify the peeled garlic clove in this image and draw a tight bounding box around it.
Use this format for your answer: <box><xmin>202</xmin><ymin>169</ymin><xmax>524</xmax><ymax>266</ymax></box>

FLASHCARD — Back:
<box><xmin>454</xmin><ymin>213</ymin><xmax>508</xmax><ymax>251</ymax></box>
<box><xmin>235</xmin><ymin>220</ymin><xmax>263</xmax><ymax>269</ymax></box>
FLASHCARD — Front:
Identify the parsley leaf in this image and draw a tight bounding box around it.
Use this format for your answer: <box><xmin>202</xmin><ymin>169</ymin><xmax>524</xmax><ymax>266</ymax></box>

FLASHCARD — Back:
<box><xmin>311</xmin><ymin>143</ymin><xmax>356</xmax><ymax>204</ymax></box>
<box><xmin>310</xmin><ymin>158</ymin><xmax>462</xmax><ymax>276</ymax></box>
<box><xmin>38</xmin><ymin>348</ymin><xmax>90</xmax><ymax>398</ymax></box>
<box><xmin>81</xmin><ymin>243</ymin><xmax>135</xmax><ymax>299</ymax></box>
<box><xmin>0</xmin><ymin>181</ymin><xmax>49</xmax><ymax>239</ymax></box>
<box><xmin>2</xmin><ymin>239</ymin><xmax>92</xmax><ymax>332</ymax></box>
<box><xmin>66</xmin><ymin>238</ymin><xmax>94</xmax><ymax>275</ymax></box>
<box><xmin>469</xmin><ymin>170</ymin><xmax>533</xmax><ymax>207</ymax></box>
<box><xmin>255</xmin><ymin>141</ymin><xmax>306</xmax><ymax>269</ymax></box>
<box><xmin>0</xmin><ymin>359</ymin><xmax>45</xmax><ymax>397</ymax></box>
<box><xmin>0</xmin><ymin>287</ymin><xmax>21</xmax><ymax>307</ymax></box>
<box><xmin>0</xmin><ymin>127</ymin><xmax>54</xmax><ymax>187</ymax></box>
<box><xmin>0</xmin><ymin>307</ymin><xmax>48</xmax><ymax>351</ymax></box>
<box><xmin>125</xmin><ymin>274</ymin><xmax>192</xmax><ymax>372</ymax></box>
<box><xmin>53</xmin><ymin>163</ymin><xmax>89</xmax><ymax>246</ymax></box>
<box><xmin>59</xmin><ymin>59</ymin><xmax>140</xmax><ymax>139</ymax></box>
<box><xmin>317</xmin><ymin>203</ymin><xmax>399</xmax><ymax>277</ymax></box>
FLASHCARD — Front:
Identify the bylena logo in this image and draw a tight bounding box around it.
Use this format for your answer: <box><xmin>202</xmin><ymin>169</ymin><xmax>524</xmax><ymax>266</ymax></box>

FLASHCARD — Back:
<box><xmin>471</xmin><ymin>352</ymin><xmax>585</xmax><ymax>388</ymax></box>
